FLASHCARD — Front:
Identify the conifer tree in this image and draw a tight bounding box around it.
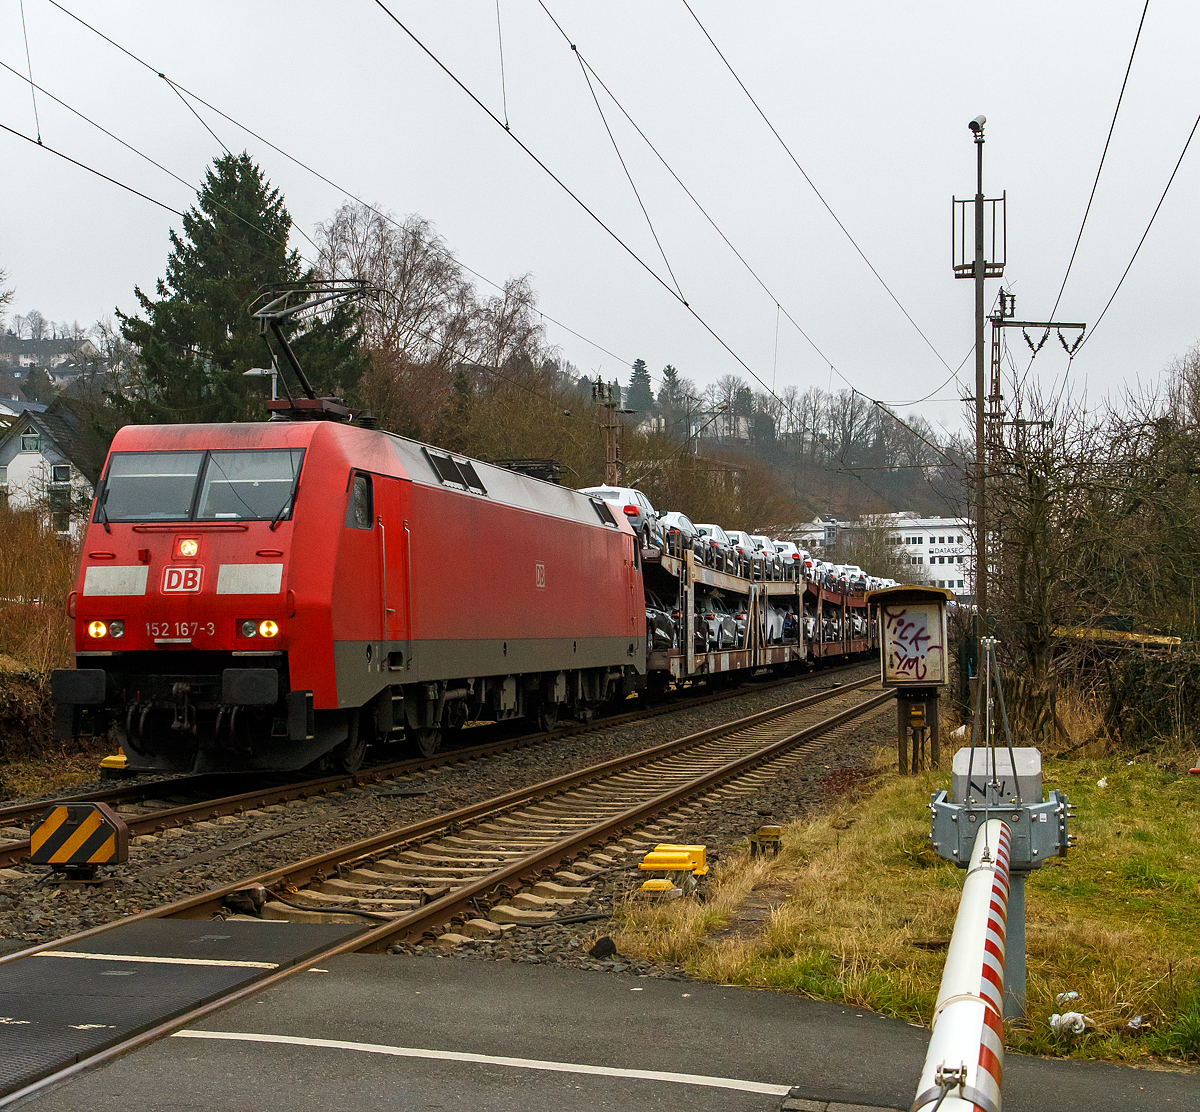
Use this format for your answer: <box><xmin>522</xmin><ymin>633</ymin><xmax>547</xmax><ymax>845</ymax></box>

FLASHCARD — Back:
<box><xmin>626</xmin><ymin>357</ymin><xmax>653</xmax><ymax>413</ymax></box>
<box><xmin>117</xmin><ymin>152</ymin><xmax>365</xmax><ymax>424</ymax></box>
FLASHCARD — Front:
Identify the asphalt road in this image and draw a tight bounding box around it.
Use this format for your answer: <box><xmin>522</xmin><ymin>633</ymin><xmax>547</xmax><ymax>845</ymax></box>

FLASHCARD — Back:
<box><xmin>17</xmin><ymin>954</ymin><xmax>1194</xmax><ymax>1111</ymax></box>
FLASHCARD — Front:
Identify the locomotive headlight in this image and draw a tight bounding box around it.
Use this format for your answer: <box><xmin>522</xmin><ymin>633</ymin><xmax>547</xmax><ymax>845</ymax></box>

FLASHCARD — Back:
<box><xmin>108</xmin><ymin>620</ymin><xmax>125</xmax><ymax>638</ymax></box>
<box><xmin>240</xmin><ymin>620</ymin><xmax>257</xmax><ymax>638</ymax></box>
<box><xmin>88</xmin><ymin>620</ymin><xmax>107</xmax><ymax>638</ymax></box>
<box><xmin>258</xmin><ymin>620</ymin><xmax>279</xmax><ymax>638</ymax></box>
<box><xmin>177</xmin><ymin>538</ymin><xmax>199</xmax><ymax>558</ymax></box>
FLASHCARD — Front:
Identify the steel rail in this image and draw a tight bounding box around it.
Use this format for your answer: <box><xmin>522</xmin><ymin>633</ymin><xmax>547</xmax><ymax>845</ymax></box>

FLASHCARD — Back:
<box><xmin>0</xmin><ymin>683</ymin><xmax>892</xmax><ymax>1109</ymax></box>
<box><xmin>350</xmin><ymin>687</ymin><xmax>896</xmax><ymax>951</ymax></box>
<box><xmin>0</xmin><ymin>674</ymin><xmax>878</xmax><ymax>965</ymax></box>
<box><xmin>0</xmin><ymin>662</ymin><xmax>873</xmax><ymax>866</ymax></box>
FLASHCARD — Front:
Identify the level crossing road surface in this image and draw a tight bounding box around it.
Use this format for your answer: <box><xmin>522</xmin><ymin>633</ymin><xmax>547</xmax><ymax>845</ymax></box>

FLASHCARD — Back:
<box><xmin>9</xmin><ymin>951</ymin><xmax>1193</xmax><ymax>1111</ymax></box>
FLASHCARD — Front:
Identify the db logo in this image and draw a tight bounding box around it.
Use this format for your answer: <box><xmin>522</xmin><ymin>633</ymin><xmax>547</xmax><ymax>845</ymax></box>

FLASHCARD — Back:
<box><xmin>535</xmin><ymin>563</ymin><xmax>546</xmax><ymax>589</ymax></box>
<box><xmin>162</xmin><ymin>566</ymin><xmax>203</xmax><ymax>593</ymax></box>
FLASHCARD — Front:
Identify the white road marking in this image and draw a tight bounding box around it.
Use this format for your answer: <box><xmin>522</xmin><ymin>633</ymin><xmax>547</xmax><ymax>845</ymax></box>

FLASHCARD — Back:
<box><xmin>38</xmin><ymin>951</ymin><xmax>278</xmax><ymax>969</ymax></box>
<box><xmin>173</xmin><ymin>1030</ymin><xmax>792</xmax><ymax>1096</ymax></box>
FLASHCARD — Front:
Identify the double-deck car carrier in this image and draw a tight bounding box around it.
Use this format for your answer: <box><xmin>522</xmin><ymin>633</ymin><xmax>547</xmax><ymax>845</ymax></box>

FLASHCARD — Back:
<box><xmin>641</xmin><ymin>537</ymin><xmax>876</xmax><ymax>688</ymax></box>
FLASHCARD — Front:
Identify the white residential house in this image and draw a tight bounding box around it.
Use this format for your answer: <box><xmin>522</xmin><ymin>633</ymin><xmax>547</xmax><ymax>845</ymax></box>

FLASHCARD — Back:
<box><xmin>0</xmin><ymin>399</ymin><xmax>95</xmax><ymax>539</ymax></box>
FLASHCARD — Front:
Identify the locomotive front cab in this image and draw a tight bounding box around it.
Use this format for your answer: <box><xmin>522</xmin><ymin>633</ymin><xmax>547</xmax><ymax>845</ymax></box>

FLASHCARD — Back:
<box><xmin>52</xmin><ymin>426</ymin><xmax>330</xmax><ymax>772</ymax></box>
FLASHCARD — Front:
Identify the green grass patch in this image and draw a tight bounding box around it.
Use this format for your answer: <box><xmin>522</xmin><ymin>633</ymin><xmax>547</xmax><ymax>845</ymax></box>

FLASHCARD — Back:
<box><xmin>614</xmin><ymin>754</ymin><xmax>1200</xmax><ymax>1065</ymax></box>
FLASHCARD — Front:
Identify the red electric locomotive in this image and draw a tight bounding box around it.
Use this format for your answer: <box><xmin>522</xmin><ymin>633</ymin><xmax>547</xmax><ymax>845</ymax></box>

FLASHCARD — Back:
<box><xmin>51</xmin><ymin>420</ymin><xmax>647</xmax><ymax>773</ymax></box>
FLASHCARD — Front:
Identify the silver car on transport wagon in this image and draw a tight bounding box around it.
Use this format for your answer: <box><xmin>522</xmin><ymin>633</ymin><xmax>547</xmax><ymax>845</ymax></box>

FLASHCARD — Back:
<box><xmin>577</xmin><ymin>485</ymin><xmax>661</xmax><ymax>549</ymax></box>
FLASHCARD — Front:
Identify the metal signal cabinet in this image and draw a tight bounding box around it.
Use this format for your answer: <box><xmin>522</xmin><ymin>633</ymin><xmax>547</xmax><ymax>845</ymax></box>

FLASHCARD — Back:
<box><xmin>870</xmin><ymin>584</ymin><xmax>953</xmax><ymax>688</ymax></box>
<box><xmin>868</xmin><ymin>584</ymin><xmax>954</xmax><ymax>773</ymax></box>
<box><xmin>52</xmin><ymin>421</ymin><xmax>645</xmax><ymax>773</ymax></box>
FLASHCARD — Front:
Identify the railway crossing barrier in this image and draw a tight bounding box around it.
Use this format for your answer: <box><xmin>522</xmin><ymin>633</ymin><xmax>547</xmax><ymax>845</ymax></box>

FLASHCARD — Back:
<box><xmin>911</xmin><ymin>818</ymin><xmax>1011</xmax><ymax>1112</ymax></box>
<box><xmin>914</xmin><ymin>635</ymin><xmax>1075</xmax><ymax>1112</ymax></box>
<box><xmin>929</xmin><ymin>637</ymin><xmax>1074</xmax><ymax>1017</ymax></box>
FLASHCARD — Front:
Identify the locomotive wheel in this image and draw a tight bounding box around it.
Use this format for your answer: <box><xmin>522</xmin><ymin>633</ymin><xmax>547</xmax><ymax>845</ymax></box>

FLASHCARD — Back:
<box><xmin>335</xmin><ymin>710</ymin><xmax>368</xmax><ymax>773</ymax></box>
<box><xmin>415</xmin><ymin>727</ymin><xmax>442</xmax><ymax>757</ymax></box>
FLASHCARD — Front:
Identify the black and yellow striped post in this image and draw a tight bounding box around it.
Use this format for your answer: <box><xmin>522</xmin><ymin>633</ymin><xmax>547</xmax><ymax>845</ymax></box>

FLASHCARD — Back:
<box><xmin>30</xmin><ymin>802</ymin><xmax>129</xmax><ymax>877</ymax></box>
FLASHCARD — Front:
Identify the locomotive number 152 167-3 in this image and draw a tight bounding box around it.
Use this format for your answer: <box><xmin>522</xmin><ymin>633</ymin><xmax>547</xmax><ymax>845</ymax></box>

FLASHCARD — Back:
<box><xmin>146</xmin><ymin>621</ymin><xmax>216</xmax><ymax>638</ymax></box>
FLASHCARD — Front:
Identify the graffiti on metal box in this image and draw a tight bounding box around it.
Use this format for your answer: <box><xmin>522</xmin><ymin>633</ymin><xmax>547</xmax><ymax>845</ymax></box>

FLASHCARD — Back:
<box><xmin>882</xmin><ymin>604</ymin><xmax>945</xmax><ymax>684</ymax></box>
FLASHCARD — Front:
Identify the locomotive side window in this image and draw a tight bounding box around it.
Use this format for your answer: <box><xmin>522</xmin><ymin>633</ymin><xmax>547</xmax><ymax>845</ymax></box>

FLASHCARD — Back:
<box><xmin>196</xmin><ymin>449</ymin><xmax>304</xmax><ymax>521</ymax></box>
<box><xmin>346</xmin><ymin>472</ymin><xmax>374</xmax><ymax>529</ymax></box>
<box><xmin>97</xmin><ymin>451</ymin><xmax>205</xmax><ymax>522</ymax></box>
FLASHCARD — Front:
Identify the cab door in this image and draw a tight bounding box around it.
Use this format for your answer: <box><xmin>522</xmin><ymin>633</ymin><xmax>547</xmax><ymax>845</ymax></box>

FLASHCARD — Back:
<box><xmin>333</xmin><ymin>471</ymin><xmax>384</xmax><ymax>645</ymax></box>
<box><xmin>373</xmin><ymin>474</ymin><xmax>408</xmax><ymax>646</ymax></box>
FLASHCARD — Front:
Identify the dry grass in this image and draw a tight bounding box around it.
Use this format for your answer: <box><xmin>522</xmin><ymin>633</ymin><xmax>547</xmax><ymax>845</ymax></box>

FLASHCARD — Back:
<box><xmin>614</xmin><ymin>754</ymin><xmax>1200</xmax><ymax>1065</ymax></box>
<box><xmin>1053</xmin><ymin>685</ymin><xmax>1104</xmax><ymax>751</ymax></box>
<box><xmin>0</xmin><ymin>748</ymin><xmax>112</xmax><ymax>799</ymax></box>
<box><xmin>0</xmin><ymin>504</ymin><xmax>77</xmax><ymax>676</ymax></box>
<box><xmin>0</xmin><ymin>506</ymin><xmax>79</xmax><ymax>770</ymax></box>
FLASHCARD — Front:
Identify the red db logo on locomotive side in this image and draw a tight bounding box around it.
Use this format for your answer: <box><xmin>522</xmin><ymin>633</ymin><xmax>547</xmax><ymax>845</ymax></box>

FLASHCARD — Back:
<box><xmin>162</xmin><ymin>566</ymin><xmax>203</xmax><ymax>593</ymax></box>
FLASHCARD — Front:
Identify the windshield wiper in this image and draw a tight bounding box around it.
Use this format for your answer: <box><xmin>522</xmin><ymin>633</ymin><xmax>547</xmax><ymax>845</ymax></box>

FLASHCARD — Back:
<box><xmin>97</xmin><ymin>488</ymin><xmax>111</xmax><ymax>534</ymax></box>
<box><xmin>270</xmin><ymin>473</ymin><xmax>301</xmax><ymax>531</ymax></box>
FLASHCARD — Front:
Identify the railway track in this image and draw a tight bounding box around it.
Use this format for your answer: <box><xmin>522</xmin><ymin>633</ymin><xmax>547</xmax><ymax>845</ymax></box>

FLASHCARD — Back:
<box><xmin>0</xmin><ymin>660</ymin><xmax>874</xmax><ymax>868</ymax></box>
<box><xmin>0</xmin><ymin>677</ymin><xmax>891</xmax><ymax>1104</ymax></box>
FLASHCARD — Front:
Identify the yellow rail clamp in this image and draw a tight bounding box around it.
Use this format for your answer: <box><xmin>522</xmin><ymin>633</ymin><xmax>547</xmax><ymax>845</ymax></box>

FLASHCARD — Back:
<box><xmin>638</xmin><ymin>878</ymin><xmax>683</xmax><ymax>899</ymax></box>
<box><xmin>750</xmin><ymin>825</ymin><xmax>783</xmax><ymax>858</ymax></box>
<box><xmin>639</xmin><ymin>843</ymin><xmax>708</xmax><ymax>876</ymax></box>
<box><xmin>30</xmin><ymin>802</ymin><xmax>129</xmax><ymax>873</ymax></box>
<box><xmin>98</xmin><ymin>748</ymin><xmax>132</xmax><ymax>780</ymax></box>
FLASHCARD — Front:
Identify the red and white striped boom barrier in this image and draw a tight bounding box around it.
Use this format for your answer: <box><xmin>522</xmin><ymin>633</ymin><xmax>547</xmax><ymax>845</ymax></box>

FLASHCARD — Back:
<box><xmin>911</xmin><ymin>819</ymin><xmax>1011</xmax><ymax>1112</ymax></box>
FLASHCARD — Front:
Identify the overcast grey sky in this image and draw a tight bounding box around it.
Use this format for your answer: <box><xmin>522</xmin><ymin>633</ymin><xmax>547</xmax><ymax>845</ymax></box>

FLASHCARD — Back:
<box><xmin>2</xmin><ymin>1</ymin><xmax>1196</xmax><ymax>437</ymax></box>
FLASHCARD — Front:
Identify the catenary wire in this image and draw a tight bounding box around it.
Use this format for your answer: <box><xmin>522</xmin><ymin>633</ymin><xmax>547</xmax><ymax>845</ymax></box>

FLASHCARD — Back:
<box><xmin>18</xmin><ymin>0</ymin><xmax>41</xmax><ymax>143</ymax></box>
<box><xmin>369</xmin><ymin>0</ymin><xmax>792</xmax><ymax>406</ymax></box>
<box><xmin>42</xmin><ymin>0</ymin><xmax>632</xmax><ymax>371</ymax></box>
<box><xmin>0</xmin><ymin>60</ymin><xmax>317</xmax><ymax>275</ymax></box>
<box><xmin>0</xmin><ymin>121</ymin><xmax>183</xmax><ymax>216</ymax></box>
<box><xmin>571</xmin><ymin>50</ymin><xmax>686</xmax><ymax>301</ymax></box>
<box><xmin>163</xmin><ymin>76</ymin><xmax>231</xmax><ymax>157</ymax></box>
<box><xmin>495</xmin><ymin>0</ymin><xmax>510</xmax><ymax>130</ymax></box>
<box><xmin>534</xmin><ymin>1</ymin><xmax>959</xmax><ymax>458</ymax></box>
<box><xmin>679</xmin><ymin>0</ymin><xmax>957</xmax><ymax>377</ymax></box>
<box><xmin>1074</xmin><ymin>103</ymin><xmax>1200</xmax><ymax>354</ymax></box>
<box><xmin>39</xmin><ymin>0</ymin><xmax>952</xmax><ymax>470</ymax></box>
<box><xmin>1045</xmin><ymin>0</ymin><xmax>1149</xmax><ymax>323</ymax></box>
<box><xmin>534</xmin><ymin>2</ymin><xmax>839</xmax><ymax>375</ymax></box>
<box><xmin>1018</xmin><ymin>0</ymin><xmax>1149</xmax><ymax>394</ymax></box>
<box><xmin>0</xmin><ymin>115</ymin><xmax>581</xmax><ymax>418</ymax></box>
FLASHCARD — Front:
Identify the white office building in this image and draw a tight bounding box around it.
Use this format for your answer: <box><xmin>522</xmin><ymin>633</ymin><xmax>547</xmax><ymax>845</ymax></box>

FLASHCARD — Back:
<box><xmin>877</xmin><ymin>513</ymin><xmax>975</xmax><ymax>600</ymax></box>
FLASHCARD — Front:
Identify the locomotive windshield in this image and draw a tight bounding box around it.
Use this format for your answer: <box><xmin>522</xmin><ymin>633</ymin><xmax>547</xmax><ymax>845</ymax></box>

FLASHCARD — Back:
<box><xmin>97</xmin><ymin>449</ymin><xmax>305</xmax><ymax>523</ymax></box>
